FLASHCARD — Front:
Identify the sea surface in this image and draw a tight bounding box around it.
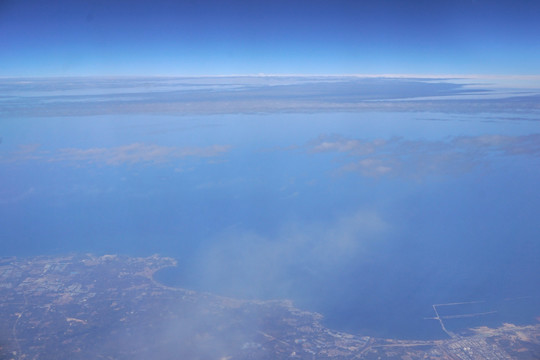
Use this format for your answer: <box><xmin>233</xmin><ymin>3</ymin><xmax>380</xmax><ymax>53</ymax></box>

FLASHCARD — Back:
<box><xmin>2</xmin><ymin>83</ymin><xmax>540</xmax><ymax>340</ymax></box>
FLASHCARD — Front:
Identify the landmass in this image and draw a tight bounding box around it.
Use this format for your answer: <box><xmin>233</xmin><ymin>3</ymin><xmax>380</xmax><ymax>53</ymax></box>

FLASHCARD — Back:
<box><xmin>1</xmin><ymin>254</ymin><xmax>539</xmax><ymax>359</ymax></box>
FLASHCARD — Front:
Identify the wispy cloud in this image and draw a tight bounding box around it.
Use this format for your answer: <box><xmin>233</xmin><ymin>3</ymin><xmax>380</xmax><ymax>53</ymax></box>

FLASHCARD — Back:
<box><xmin>452</xmin><ymin>134</ymin><xmax>540</xmax><ymax>156</ymax></box>
<box><xmin>0</xmin><ymin>143</ymin><xmax>45</xmax><ymax>163</ymax></box>
<box><xmin>306</xmin><ymin>133</ymin><xmax>540</xmax><ymax>178</ymax></box>
<box><xmin>190</xmin><ymin>210</ymin><xmax>389</xmax><ymax>299</ymax></box>
<box><xmin>0</xmin><ymin>187</ymin><xmax>36</xmax><ymax>204</ymax></box>
<box><xmin>7</xmin><ymin>76</ymin><xmax>539</xmax><ymax>117</ymax></box>
<box><xmin>1</xmin><ymin>143</ymin><xmax>231</xmax><ymax>166</ymax></box>
<box><xmin>310</xmin><ymin>136</ymin><xmax>385</xmax><ymax>155</ymax></box>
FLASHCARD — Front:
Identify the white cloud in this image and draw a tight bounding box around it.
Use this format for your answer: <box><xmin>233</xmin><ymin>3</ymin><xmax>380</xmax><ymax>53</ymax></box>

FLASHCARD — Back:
<box><xmin>0</xmin><ymin>143</ymin><xmax>45</xmax><ymax>163</ymax></box>
<box><xmin>453</xmin><ymin>134</ymin><xmax>540</xmax><ymax>156</ymax></box>
<box><xmin>309</xmin><ymin>135</ymin><xmax>386</xmax><ymax>155</ymax></box>
<box><xmin>306</xmin><ymin>133</ymin><xmax>540</xmax><ymax>178</ymax></box>
<box><xmin>0</xmin><ymin>187</ymin><xmax>36</xmax><ymax>204</ymax></box>
<box><xmin>190</xmin><ymin>210</ymin><xmax>389</xmax><ymax>298</ymax></box>
<box><xmin>342</xmin><ymin>158</ymin><xmax>393</xmax><ymax>177</ymax></box>
<box><xmin>1</xmin><ymin>143</ymin><xmax>231</xmax><ymax>166</ymax></box>
<box><xmin>307</xmin><ymin>210</ymin><xmax>388</xmax><ymax>264</ymax></box>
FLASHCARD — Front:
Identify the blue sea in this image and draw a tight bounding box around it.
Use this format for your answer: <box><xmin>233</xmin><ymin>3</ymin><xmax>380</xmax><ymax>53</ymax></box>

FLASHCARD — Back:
<box><xmin>2</xmin><ymin>84</ymin><xmax>540</xmax><ymax>340</ymax></box>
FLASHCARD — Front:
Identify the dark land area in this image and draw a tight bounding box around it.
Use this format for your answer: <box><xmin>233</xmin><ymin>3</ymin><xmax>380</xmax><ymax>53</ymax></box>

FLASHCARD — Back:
<box><xmin>1</xmin><ymin>254</ymin><xmax>539</xmax><ymax>359</ymax></box>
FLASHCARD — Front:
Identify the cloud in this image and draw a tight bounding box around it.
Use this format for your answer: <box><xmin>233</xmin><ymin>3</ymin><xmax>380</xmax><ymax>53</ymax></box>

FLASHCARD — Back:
<box><xmin>309</xmin><ymin>135</ymin><xmax>385</xmax><ymax>155</ymax></box>
<box><xmin>342</xmin><ymin>158</ymin><xmax>394</xmax><ymax>177</ymax></box>
<box><xmin>452</xmin><ymin>134</ymin><xmax>540</xmax><ymax>156</ymax></box>
<box><xmin>307</xmin><ymin>210</ymin><xmax>388</xmax><ymax>264</ymax></box>
<box><xmin>0</xmin><ymin>143</ymin><xmax>45</xmax><ymax>163</ymax></box>
<box><xmin>8</xmin><ymin>76</ymin><xmax>539</xmax><ymax>117</ymax></box>
<box><xmin>1</xmin><ymin>143</ymin><xmax>231</xmax><ymax>166</ymax></box>
<box><xmin>0</xmin><ymin>187</ymin><xmax>35</xmax><ymax>204</ymax></box>
<box><xmin>306</xmin><ymin>133</ymin><xmax>540</xmax><ymax>178</ymax></box>
<box><xmin>188</xmin><ymin>210</ymin><xmax>389</xmax><ymax>299</ymax></box>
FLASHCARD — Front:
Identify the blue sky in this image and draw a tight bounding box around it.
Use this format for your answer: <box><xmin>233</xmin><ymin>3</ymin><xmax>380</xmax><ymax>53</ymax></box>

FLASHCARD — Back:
<box><xmin>2</xmin><ymin>0</ymin><xmax>540</xmax><ymax>76</ymax></box>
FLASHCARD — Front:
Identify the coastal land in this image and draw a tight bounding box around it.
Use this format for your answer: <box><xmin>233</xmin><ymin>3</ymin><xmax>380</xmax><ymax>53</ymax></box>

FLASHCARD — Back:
<box><xmin>1</xmin><ymin>254</ymin><xmax>539</xmax><ymax>359</ymax></box>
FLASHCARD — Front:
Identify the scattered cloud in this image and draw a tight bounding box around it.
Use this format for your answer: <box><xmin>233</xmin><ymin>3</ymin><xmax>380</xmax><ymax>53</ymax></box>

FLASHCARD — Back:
<box><xmin>305</xmin><ymin>133</ymin><xmax>540</xmax><ymax>178</ymax></box>
<box><xmin>195</xmin><ymin>177</ymin><xmax>247</xmax><ymax>190</ymax></box>
<box><xmin>342</xmin><ymin>158</ymin><xmax>394</xmax><ymax>177</ymax></box>
<box><xmin>306</xmin><ymin>210</ymin><xmax>388</xmax><ymax>264</ymax></box>
<box><xmin>53</xmin><ymin>143</ymin><xmax>231</xmax><ymax>165</ymax></box>
<box><xmin>310</xmin><ymin>135</ymin><xmax>385</xmax><ymax>155</ymax></box>
<box><xmin>0</xmin><ymin>143</ymin><xmax>45</xmax><ymax>163</ymax></box>
<box><xmin>0</xmin><ymin>187</ymin><xmax>36</xmax><ymax>204</ymax></box>
<box><xmin>1</xmin><ymin>143</ymin><xmax>231</xmax><ymax>166</ymax></box>
<box><xmin>452</xmin><ymin>134</ymin><xmax>540</xmax><ymax>156</ymax></box>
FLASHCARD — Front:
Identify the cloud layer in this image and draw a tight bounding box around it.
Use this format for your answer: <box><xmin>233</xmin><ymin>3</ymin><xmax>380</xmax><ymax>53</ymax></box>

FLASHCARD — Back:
<box><xmin>3</xmin><ymin>76</ymin><xmax>540</xmax><ymax>117</ymax></box>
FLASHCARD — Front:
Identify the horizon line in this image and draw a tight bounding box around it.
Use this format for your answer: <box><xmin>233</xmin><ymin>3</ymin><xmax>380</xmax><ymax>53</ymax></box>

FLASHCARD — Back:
<box><xmin>1</xmin><ymin>73</ymin><xmax>540</xmax><ymax>80</ymax></box>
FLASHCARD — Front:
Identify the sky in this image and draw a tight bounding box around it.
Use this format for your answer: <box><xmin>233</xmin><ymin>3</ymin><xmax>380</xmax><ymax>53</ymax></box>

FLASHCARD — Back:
<box><xmin>2</xmin><ymin>0</ymin><xmax>540</xmax><ymax>76</ymax></box>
